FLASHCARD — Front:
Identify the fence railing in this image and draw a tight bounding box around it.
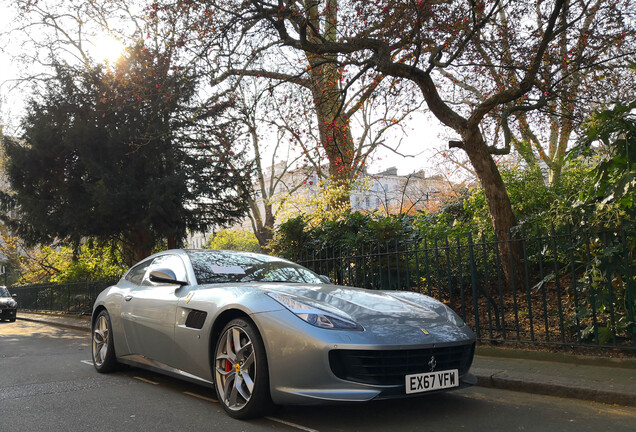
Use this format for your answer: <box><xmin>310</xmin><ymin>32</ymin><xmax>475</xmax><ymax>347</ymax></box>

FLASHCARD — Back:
<box><xmin>297</xmin><ymin>226</ymin><xmax>635</xmax><ymax>351</ymax></box>
<box><xmin>10</xmin><ymin>278</ymin><xmax>118</xmax><ymax>315</ymax></box>
<box><xmin>8</xmin><ymin>226</ymin><xmax>634</xmax><ymax>351</ymax></box>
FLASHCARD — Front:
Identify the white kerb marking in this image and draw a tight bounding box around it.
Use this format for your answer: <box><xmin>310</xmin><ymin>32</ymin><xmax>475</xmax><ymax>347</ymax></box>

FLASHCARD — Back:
<box><xmin>266</xmin><ymin>416</ymin><xmax>320</xmax><ymax>432</ymax></box>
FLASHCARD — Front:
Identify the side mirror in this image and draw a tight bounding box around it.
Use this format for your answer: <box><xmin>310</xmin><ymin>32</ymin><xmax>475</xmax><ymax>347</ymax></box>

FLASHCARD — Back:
<box><xmin>149</xmin><ymin>269</ymin><xmax>188</xmax><ymax>286</ymax></box>
<box><xmin>318</xmin><ymin>275</ymin><xmax>331</xmax><ymax>284</ymax></box>
<box><xmin>12</xmin><ymin>294</ymin><xmax>17</xmax><ymax>298</ymax></box>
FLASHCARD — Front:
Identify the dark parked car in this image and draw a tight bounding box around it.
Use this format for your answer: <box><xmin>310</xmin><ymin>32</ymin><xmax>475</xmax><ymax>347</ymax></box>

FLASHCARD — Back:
<box><xmin>0</xmin><ymin>286</ymin><xmax>18</xmax><ymax>322</ymax></box>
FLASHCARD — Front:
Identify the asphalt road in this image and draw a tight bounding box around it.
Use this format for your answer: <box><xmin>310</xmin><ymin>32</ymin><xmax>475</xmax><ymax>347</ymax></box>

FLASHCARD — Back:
<box><xmin>1</xmin><ymin>320</ymin><xmax>635</xmax><ymax>432</ymax></box>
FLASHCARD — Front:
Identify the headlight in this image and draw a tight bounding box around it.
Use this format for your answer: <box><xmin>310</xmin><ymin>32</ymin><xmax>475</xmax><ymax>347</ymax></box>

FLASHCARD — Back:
<box><xmin>267</xmin><ymin>292</ymin><xmax>360</xmax><ymax>330</ymax></box>
<box><xmin>443</xmin><ymin>305</ymin><xmax>466</xmax><ymax>327</ymax></box>
<box><xmin>7</xmin><ymin>300</ymin><xmax>16</xmax><ymax>308</ymax></box>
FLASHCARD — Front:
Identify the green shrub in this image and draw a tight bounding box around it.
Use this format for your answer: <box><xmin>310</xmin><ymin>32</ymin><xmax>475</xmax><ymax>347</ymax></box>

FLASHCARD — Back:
<box><xmin>205</xmin><ymin>229</ymin><xmax>261</xmax><ymax>253</ymax></box>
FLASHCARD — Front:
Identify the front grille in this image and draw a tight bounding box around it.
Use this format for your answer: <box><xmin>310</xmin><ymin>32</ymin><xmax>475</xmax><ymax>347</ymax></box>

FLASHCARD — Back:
<box><xmin>329</xmin><ymin>343</ymin><xmax>475</xmax><ymax>386</ymax></box>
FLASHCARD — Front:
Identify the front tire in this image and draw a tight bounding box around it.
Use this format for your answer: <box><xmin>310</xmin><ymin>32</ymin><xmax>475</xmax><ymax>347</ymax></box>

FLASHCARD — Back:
<box><xmin>214</xmin><ymin>318</ymin><xmax>273</xmax><ymax>419</ymax></box>
<box><xmin>92</xmin><ymin>310</ymin><xmax>118</xmax><ymax>373</ymax></box>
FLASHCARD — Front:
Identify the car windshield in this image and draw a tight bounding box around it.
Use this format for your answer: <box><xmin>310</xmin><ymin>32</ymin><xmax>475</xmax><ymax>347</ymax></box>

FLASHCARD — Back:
<box><xmin>0</xmin><ymin>287</ymin><xmax>10</xmax><ymax>297</ymax></box>
<box><xmin>187</xmin><ymin>250</ymin><xmax>325</xmax><ymax>285</ymax></box>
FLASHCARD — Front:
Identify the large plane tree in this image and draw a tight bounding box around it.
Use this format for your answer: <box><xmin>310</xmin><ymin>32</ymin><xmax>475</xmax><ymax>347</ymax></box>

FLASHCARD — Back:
<box><xmin>150</xmin><ymin>0</ymin><xmax>423</xmax><ymax>210</ymax></box>
<box><xmin>210</xmin><ymin>0</ymin><xmax>633</xmax><ymax>286</ymax></box>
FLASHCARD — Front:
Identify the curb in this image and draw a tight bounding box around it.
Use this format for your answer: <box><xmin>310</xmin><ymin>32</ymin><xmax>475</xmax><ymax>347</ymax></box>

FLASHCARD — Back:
<box><xmin>473</xmin><ymin>369</ymin><xmax>636</xmax><ymax>407</ymax></box>
<box><xmin>476</xmin><ymin>346</ymin><xmax>636</xmax><ymax>370</ymax></box>
<box><xmin>17</xmin><ymin>315</ymin><xmax>91</xmax><ymax>333</ymax></box>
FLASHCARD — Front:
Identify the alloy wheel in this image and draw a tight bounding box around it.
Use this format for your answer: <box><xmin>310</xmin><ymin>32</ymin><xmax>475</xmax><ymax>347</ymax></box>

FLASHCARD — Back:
<box><xmin>93</xmin><ymin>314</ymin><xmax>110</xmax><ymax>367</ymax></box>
<box><xmin>214</xmin><ymin>325</ymin><xmax>256</xmax><ymax>411</ymax></box>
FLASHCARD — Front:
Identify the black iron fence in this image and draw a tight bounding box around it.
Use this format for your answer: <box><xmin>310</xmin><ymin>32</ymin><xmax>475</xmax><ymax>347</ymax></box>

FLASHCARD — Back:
<box><xmin>8</xmin><ymin>226</ymin><xmax>634</xmax><ymax>351</ymax></box>
<box><xmin>10</xmin><ymin>278</ymin><xmax>118</xmax><ymax>315</ymax></box>
<box><xmin>297</xmin><ymin>226</ymin><xmax>635</xmax><ymax>351</ymax></box>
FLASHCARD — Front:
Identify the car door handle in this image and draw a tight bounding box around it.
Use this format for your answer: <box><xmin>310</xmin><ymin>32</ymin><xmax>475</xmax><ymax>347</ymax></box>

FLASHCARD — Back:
<box><xmin>124</xmin><ymin>295</ymin><xmax>133</xmax><ymax>301</ymax></box>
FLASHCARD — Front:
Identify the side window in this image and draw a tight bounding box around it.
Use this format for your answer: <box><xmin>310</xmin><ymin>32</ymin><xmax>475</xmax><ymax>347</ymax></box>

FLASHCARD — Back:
<box><xmin>125</xmin><ymin>260</ymin><xmax>153</xmax><ymax>286</ymax></box>
<box><xmin>142</xmin><ymin>254</ymin><xmax>188</xmax><ymax>286</ymax></box>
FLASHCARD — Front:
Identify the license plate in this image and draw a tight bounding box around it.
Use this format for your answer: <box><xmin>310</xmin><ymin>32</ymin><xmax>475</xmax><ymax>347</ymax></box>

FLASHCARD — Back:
<box><xmin>405</xmin><ymin>369</ymin><xmax>459</xmax><ymax>394</ymax></box>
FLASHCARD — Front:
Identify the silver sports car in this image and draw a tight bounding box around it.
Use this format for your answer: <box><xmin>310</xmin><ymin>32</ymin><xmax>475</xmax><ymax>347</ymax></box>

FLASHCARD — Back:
<box><xmin>91</xmin><ymin>249</ymin><xmax>476</xmax><ymax>419</ymax></box>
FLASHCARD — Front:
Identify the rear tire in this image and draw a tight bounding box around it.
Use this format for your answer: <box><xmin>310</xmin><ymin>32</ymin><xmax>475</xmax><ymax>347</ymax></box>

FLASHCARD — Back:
<box><xmin>92</xmin><ymin>310</ymin><xmax>118</xmax><ymax>373</ymax></box>
<box><xmin>213</xmin><ymin>318</ymin><xmax>273</xmax><ymax>419</ymax></box>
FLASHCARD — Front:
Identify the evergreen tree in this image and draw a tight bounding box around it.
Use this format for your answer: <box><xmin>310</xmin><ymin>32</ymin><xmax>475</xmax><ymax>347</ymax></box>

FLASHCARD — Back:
<box><xmin>1</xmin><ymin>44</ymin><xmax>249</xmax><ymax>264</ymax></box>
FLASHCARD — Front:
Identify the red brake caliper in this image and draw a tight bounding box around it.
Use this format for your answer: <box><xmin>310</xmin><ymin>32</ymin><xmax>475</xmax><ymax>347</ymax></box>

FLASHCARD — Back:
<box><xmin>225</xmin><ymin>338</ymin><xmax>234</xmax><ymax>372</ymax></box>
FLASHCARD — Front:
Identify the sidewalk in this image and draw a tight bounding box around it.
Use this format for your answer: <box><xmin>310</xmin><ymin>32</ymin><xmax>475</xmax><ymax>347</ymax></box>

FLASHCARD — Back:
<box><xmin>17</xmin><ymin>311</ymin><xmax>636</xmax><ymax>407</ymax></box>
<box><xmin>473</xmin><ymin>347</ymin><xmax>636</xmax><ymax>407</ymax></box>
<box><xmin>19</xmin><ymin>311</ymin><xmax>92</xmax><ymax>332</ymax></box>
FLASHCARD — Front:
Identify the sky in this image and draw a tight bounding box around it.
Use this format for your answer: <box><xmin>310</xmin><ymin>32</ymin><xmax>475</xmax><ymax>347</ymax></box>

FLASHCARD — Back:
<box><xmin>0</xmin><ymin>3</ymin><xmax>126</xmax><ymax>135</ymax></box>
<box><xmin>0</xmin><ymin>8</ymin><xmax>24</xmax><ymax>135</ymax></box>
<box><xmin>374</xmin><ymin>111</ymin><xmax>452</xmax><ymax>176</ymax></box>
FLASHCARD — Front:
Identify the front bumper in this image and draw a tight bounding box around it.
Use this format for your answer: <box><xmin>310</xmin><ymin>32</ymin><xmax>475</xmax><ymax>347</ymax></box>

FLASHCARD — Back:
<box><xmin>251</xmin><ymin>310</ymin><xmax>476</xmax><ymax>405</ymax></box>
<box><xmin>0</xmin><ymin>307</ymin><xmax>17</xmax><ymax>320</ymax></box>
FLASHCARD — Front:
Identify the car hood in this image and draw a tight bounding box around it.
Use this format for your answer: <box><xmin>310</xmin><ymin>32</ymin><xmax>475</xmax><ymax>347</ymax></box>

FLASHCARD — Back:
<box><xmin>258</xmin><ymin>283</ymin><xmax>473</xmax><ymax>344</ymax></box>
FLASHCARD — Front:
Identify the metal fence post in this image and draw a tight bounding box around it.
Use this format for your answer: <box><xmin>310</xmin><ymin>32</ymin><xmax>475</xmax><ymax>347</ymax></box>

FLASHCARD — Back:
<box><xmin>536</xmin><ymin>227</ymin><xmax>550</xmax><ymax>343</ymax></box>
<box><xmin>569</xmin><ymin>224</ymin><xmax>583</xmax><ymax>343</ymax></box>
<box><xmin>433</xmin><ymin>239</ymin><xmax>442</xmax><ymax>301</ymax></box>
<box><xmin>601</xmin><ymin>230</ymin><xmax>618</xmax><ymax>347</ymax></box>
<box><xmin>393</xmin><ymin>240</ymin><xmax>400</xmax><ymax>290</ymax></box>
<box><xmin>494</xmin><ymin>232</ymin><xmax>507</xmax><ymax>340</ymax></box>
<box><xmin>521</xmin><ymin>229</ymin><xmax>535</xmax><ymax>342</ymax></box>
<box><xmin>622</xmin><ymin>229</ymin><xmax>635</xmax><ymax>347</ymax></box>
<box><xmin>413</xmin><ymin>242</ymin><xmax>421</xmax><ymax>293</ymax></box>
<box><xmin>585</xmin><ymin>231</ymin><xmax>600</xmax><ymax>345</ymax></box>
<box><xmin>550</xmin><ymin>224</ymin><xmax>566</xmax><ymax>344</ymax></box>
<box><xmin>444</xmin><ymin>236</ymin><xmax>453</xmax><ymax>306</ymax></box>
<box><xmin>423</xmin><ymin>238</ymin><xmax>432</xmax><ymax>296</ymax></box>
<box><xmin>467</xmin><ymin>233</ymin><xmax>481</xmax><ymax>339</ymax></box>
<box><xmin>456</xmin><ymin>235</ymin><xmax>466</xmax><ymax>321</ymax></box>
<box><xmin>507</xmin><ymin>229</ymin><xmax>521</xmax><ymax>341</ymax></box>
<box><xmin>480</xmin><ymin>233</ymin><xmax>497</xmax><ymax>337</ymax></box>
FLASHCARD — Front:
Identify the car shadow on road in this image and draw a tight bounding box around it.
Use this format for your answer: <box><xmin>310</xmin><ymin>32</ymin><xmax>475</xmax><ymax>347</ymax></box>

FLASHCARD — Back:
<box><xmin>107</xmin><ymin>364</ymin><xmax>493</xmax><ymax>431</ymax></box>
<box><xmin>273</xmin><ymin>390</ymin><xmax>488</xmax><ymax>430</ymax></box>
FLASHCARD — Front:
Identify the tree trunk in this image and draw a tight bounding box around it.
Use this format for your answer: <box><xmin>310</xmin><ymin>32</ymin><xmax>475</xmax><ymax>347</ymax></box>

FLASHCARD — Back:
<box><xmin>167</xmin><ymin>236</ymin><xmax>177</xmax><ymax>250</ymax></box>
<box><xmin>461</xmin><ymin>128</ymin><xmax>524</xmax><ymax>289</ymax></box>
<box><xmin>128</xmin><ymin>230</ymin><xmax>153</xmax><ymax>265</ymax></box>
<box><xmin>249</xmin><ymin>197</ymin><xmax>275</xmax><ymax>250</ymax></box>
<box><xmin>304</xmin><ymin>0</ymin><xmax>355</xmax><ymax>210</ymax></box>
<box><xmin>306</xmin><ymin>55</ymin><xmax>356</xmax><ymax>210</ymax></box>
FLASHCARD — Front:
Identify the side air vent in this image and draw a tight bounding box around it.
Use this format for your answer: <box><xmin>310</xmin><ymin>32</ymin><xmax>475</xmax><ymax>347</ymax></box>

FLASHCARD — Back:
<box><xmin>185</xmin><ymin>310</ymin><xmax>207</xmax><ymax>329</ymax></box>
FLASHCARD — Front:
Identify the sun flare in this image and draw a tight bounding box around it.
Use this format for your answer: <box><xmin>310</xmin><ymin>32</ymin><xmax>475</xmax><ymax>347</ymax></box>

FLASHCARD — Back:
<box><xmin>90</xmin><ymin>34</ymin><xmax>126</xmax><ymax>64</ymax></box>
